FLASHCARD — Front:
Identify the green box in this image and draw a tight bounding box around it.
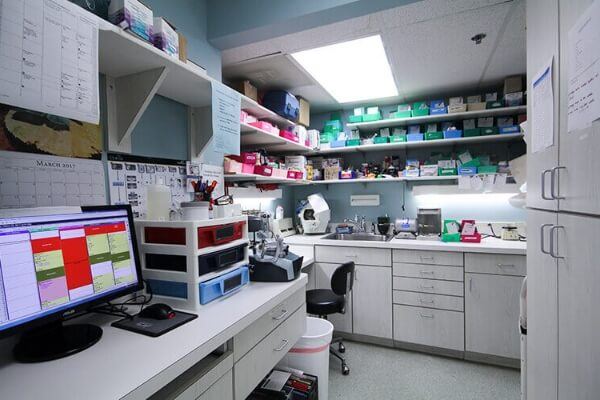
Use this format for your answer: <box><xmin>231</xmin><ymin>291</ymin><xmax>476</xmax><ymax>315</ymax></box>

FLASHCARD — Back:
<box><xmin>481</xmin><ymin>127</ymin><xmax>499</xmax><ymax>136</ymax></box>
<box><xmin>346</xmin><ymin>139</ymin><xmax>361</xmax><ymax>147</ymax></box>
<box><xmin>412</xmin><ymin>102</ymin><xmax>429</xmax><ymax>116</ymax></box>
<box><xmin>348</xmin><ymin>115</ymin><xmax>363</xmax><ymax>123</ymax></box>
<box><xmin>478</xmin><ymin>165</ymin><xmax>498</xmax><ymax>174</ymax></box>
<box><xmin>362</xmin><ymin>113</ymin><xmax>382</xmax><ymax>122</ymax></box>
<box><xmin>390</xmin><ymin>110</ymin><xmax>411</xmax><ymax>119</ymax></box>
<box><xmin>462</xmin><ymin>157</ymin><xmax>481</xmax><ymax>168</ymax></box>
<box><xmin>425</xmin><ymin>131</ymin><xmax>443</xmax><ymax>141</ymax></box>
<box><xmin>486</xmin><ymin>100</ymin><xmax>504</xmax><ymax>109</ymax></box>
<box><xmin>390</xmin><ymin>135</ymin><xmax>407</xmax><ymax>143</ymax></box>
<box><xmin>463</xmin><ymin>128</ymin><xmax>481</xmax><ymax>137</ymax></box>
<box><xmin>438</xmin><ymin>168</ymin><xmax>457</xmax><ymax>176</ymax></box>
<box><xmin>442</xmin><ymin>233</ymin><xmax>461</xmax><ymax>242</ymax></box>
<box><xmin>374</xmin><ymin>137</ymin><xmax>389</xmax><ymax>144</ymax></box>
<box><xmin>320</xmin><ymin>133</ymin><xmax>335</xmax><ymax>143</ymax></box>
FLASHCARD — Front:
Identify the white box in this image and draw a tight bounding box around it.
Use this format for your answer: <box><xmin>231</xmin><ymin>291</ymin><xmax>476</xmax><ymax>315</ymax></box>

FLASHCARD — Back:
<box><xmin>153</xmin><ymin>17</ymin><xmax>179</xmax><ymax>58</ymax></box>
<box><xmin>449</xmin><ymin>97</ymin><xmax>464</xmax><ymax>105</ymax></box>
<box><xmin>109</xmin><ymin>0</ymin><xmax>153</xmax><ymax>42</ymax></box>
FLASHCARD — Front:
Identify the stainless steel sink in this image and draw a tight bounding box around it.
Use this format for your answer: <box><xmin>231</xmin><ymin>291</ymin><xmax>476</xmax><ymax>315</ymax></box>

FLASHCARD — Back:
<box><xmin>322</xmin><ymin>233</ymin><xmax>392</xmax><ymax>242</ymax></box>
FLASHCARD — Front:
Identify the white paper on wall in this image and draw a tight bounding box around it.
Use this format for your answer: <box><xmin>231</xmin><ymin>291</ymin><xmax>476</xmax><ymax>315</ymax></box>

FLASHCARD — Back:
<box><xmin>531</xmin><ymin>58</ymin><xmax>555</xmax><ymax>153</ymax></box>
<box><xmin>0</xmin><ymin>0</ymin><xmax>100</xmax><ymax>124</ymax></box>
<box><xmin>0</xmin><ymin>150</ymin><xmax>105</xmax><ymax>207</ymax></box>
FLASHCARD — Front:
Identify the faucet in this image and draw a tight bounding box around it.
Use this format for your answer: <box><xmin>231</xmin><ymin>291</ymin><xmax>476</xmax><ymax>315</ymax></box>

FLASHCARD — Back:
<box><xmin>344</xmin><ymin>215</ymin><xmax>368</xmax><ymax>233</ymax></box>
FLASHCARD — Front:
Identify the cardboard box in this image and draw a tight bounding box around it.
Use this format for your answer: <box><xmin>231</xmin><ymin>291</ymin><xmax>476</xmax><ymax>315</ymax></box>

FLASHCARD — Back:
<box><xmin>449</xmin><ymin>97</ymin><xmax>464</xmax><ymax>105</ymax></box>
<box><xmin>463</xmin><ymin>119</ymin><xmax>476</xmax><ymax>130</ymax></box>
<box><xmin>505</xmin><ymin>91</ymin><xmax>523</xmax><ymax>107</ymax></box>
<box><xmin>297</xmin><ymin>97</ymin><xmax>310</xmax><ymax>127</ymax></box>
<box><xmin>448</xmin><ymin>103</ymin><xmax>467</xmax><ymax>114</ymax></box>
<box><xmin>485</xmin><ymin>92</ymin><xmax>498</xmax><ymax>102</ymax></box>
<box><xmin>467</xmin><ymin>95</ymin><xmax>482</xmax><ymax>104</ymax></box>
<box><xmin>178</xmin><ymin>32</ymin><xmax>188</xmax><ymax>63</ymax></box>
<box><xmin>497</xmin><ymin>117</ymin><xmax>514</xmax><ymax>127</ymax></box>
<box><xmin>477</xmin><ymin>117</ymin><xmax>494</xmax><ymax>128</ymax></box>
<box><xmin>504</xmin><ymin>75</ymin><xmax>523</xmax><ymax>94</ymax></box>
<box><xmin>467</xmin><ymin>102</ymin><xmax>487</xmax><ymax>111</ymax></box>
<box><xmin>232</xmin><ymin>80</ymin><xmax>258</xmax><ymax>101</ymax></box>
<box><xmin>109</xmin><ymin>0</ymin><xmax>153</xmax><ymax>41</ymax></box>
<box><xmin>420</xmin><ymin>165</ymin><xmax>438</xmax><ymax>176</ymax></box>
<box><xmin>153</xmin><ymin>18</ymin><xmax>179</xmax><ymax>58</ymax></box>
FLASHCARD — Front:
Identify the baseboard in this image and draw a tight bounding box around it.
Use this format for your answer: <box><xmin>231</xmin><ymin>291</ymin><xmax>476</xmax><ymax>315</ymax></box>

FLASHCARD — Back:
<box><xmin>393</xmin><ymin>340</ymin><xmax>464</xmax><ymax>360</ymax></box>
<box><xmin>464</xmin><ymin>351</ymin><xmax>520</xmax><ymax>369</ymax></box>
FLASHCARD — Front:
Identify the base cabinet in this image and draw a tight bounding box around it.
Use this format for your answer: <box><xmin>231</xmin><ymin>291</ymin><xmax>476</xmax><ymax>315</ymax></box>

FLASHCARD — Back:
<box><xmin>465</xmin><ymin>273</ymin><xmax>523</xmax><ymax>359</ymax></box>
<box><xmin>352</xmin><ymin>265</ymin><xmax>392</xmax><ymax>339</ymax></box>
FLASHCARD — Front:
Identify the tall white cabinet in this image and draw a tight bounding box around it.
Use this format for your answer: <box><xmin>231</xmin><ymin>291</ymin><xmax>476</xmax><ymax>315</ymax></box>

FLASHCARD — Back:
<box><xmin>526</xmin><ymin>0</ymin><xmax>600</xmax><ymax>399</ymax></box>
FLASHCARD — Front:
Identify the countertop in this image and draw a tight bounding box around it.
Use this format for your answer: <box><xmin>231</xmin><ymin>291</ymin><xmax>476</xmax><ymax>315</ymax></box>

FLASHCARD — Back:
<box><xmin>284</xmin><ymin>234</ymin><xmax>526</xmax><ymax>255</ymax></box>
<box><xmin>0</xmin><ymin>275</ymin><xmax>308</xmax><ymax>400</ymax></box>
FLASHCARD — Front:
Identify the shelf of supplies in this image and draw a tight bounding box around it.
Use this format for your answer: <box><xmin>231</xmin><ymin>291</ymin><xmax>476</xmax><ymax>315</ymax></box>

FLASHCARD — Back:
<box><xmin>346</xmin><ymin>106</ymin><xmax>527</xmax><ymax>131</ymax></box>
<box><xmin>99</xmin><ymin>23</ymin><xmax>216</xmax><ymax>108</ymax></box>
<box><xmin>240</xmin><ymin>123</ymin><xmax>312</xmax><ymax>152</ymax></box>
<box><xmin>308</xmin><ymin>176</ymin><xmax>459</xmax><ymax>185</ymax></box>
<box><xmin>224</xmin><ymin>172</ymin><xmax>309</xmax><ymax>185</ymax></box>
<box><xmin>241</xmin><ymin>96</ymin><xmax>296</xmax><ymax>128</ymax></box>
<box><xmin>310</xmin><ymin>132</ymin><xmax>524</xmax><ymax>155</ymax></box>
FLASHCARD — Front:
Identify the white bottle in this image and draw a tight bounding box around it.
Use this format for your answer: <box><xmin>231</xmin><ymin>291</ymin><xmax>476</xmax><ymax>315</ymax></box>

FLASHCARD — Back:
<box><xmin>275</xmin><ymin>205</ymin><xmax>284</xmax><ymax>220</ymax></box>
<box><xmin>146</xmin><ymin>178</ymin><xmax>171</xmax><ymax>220</ymax></box>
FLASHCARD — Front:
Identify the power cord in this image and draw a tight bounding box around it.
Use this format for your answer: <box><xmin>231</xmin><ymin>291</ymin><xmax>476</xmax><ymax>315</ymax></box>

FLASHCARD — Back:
<box><xmin>92</xmin><ymin>279</ymin><xmax>153</xmax><ymax>319</ymax></box>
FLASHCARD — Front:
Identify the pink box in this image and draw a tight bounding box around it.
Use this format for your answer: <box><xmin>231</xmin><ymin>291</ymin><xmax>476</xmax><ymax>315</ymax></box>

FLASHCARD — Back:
<box><xmin>230</xmin><ymin>152</ymin><xmax>257</xmax><ymax>164</ymax></box>
<box><xmin>287</xmin><ymin>170</ymin><xmax>303</xmax><ymax>179</ymax></box>
<box><xmin>240</xmin><ymin>110</ymin><xmax>248</xmax><ymax>123</ymax></box>
<box><xmin>224</xmin><ymin>159</ymin><xmax>243</xmax><ymax>174</ymax></box>
<box><xmin>242</xmin><ymin>163</ymin><xmax>255</xmax><ymax>174</ymax></box>
<box><xmin>279</xmin><ymin>130</ymin><xmax>299</xmax><ymax>143</ymax></box>
<box><xmin>250</xmin><ymin>121</ymin><xmax>276</xmax><ymax>133</ymax></box>
<box><xmin>254</xmin><ymin>165</ymin><xmax>273</xmax><ymax>176</ymax></box>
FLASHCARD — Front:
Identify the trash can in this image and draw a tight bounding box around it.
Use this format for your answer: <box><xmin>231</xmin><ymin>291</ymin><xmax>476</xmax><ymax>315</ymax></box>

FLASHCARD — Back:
<box><xmin>278</xmin><ymin>317</ymin><xmax>333</xmax><ymax>400</ymax></box>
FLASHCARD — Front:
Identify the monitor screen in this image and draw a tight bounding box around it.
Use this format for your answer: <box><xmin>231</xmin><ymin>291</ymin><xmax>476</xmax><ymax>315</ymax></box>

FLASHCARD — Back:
<box><xmin>0</xmin><ymin>207</ymin><xmax>141</xmax><ymax>334</ymax></box>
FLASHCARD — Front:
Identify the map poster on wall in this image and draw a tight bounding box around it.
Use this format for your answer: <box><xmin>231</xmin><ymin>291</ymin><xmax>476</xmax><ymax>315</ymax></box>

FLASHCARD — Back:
<box><xmin>0</xmin><ymin>104</ymin><xmax>102</xmax><ymax>159</ymax></box>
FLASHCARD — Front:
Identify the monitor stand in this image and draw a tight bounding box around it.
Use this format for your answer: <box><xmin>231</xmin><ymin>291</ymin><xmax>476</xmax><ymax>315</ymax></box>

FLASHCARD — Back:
<box><xmin>13</xmin><ymin>321</ymin><xmax>102</xmax><ymax>363</ymax></box>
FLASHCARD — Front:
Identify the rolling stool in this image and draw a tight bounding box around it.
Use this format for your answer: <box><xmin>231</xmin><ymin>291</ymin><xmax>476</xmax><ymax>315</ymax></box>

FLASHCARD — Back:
<box><xmin>306</xmin><ymin>261</ymin><xmax>355</xmax><ymax>375</ymax></box>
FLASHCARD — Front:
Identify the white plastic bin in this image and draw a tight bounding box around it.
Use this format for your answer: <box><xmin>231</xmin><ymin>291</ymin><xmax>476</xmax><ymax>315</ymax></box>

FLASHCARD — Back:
<box><xmin>279</xmin><ymin>317</ymin><xmax>333</xmax><ymax>400</ymax></box>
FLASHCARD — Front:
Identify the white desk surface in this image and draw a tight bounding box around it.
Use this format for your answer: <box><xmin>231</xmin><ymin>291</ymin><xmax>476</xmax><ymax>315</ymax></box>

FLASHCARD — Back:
<box><xmin>284</xmin><ymin>234</ymin><xmax>526</xmax><ymax>255</ymax></box>
<box><xmin>0</xmin><ymin>275</ymin><xmax>307</xmax><ymax>400</ymax></box>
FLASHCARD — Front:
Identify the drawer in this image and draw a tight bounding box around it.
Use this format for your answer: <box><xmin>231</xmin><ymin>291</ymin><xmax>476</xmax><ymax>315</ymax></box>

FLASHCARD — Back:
<box><xmin>393</xmin><ymin>276</ymin><xmax>464</xmax><ymax>297</ymax></box>
<box><xmin>234</xmin><ymin>307</ymin><xmax>306</xmax><ymax>400</ymax></box>
<box><xmin>316</xmin><ymin>245</ymin><xmax>391</xmax><ymax>266</ymax></box>
<box><xmin>197</xmin><ymin>369</ymin><xmax>233</xmax><ymax>400</ymax></box>
<box><xmin>393</xmin><ymin>290</ymin><xmax>464</xmax><ymax>312</ymax></box>
<box><xmin>393</xmin><ymin>305</ymin><xmax>464</xmax><ymax>351</ymax></box>
<box><xmin>393</xmin><ymin>262</ymin><xmax>463</xmax><ymax>281</ymax></box>
<box><xmin>393</xmin><ymin>249</ymin><xmax>463</xmax><ymax>266</ymax></box>
<box><xmin>234</xmin><ymin>286</ymin><xmax>305</xmax><ymax>362</ymax></box>
<box><xmin>464</xmin><ymin>253</ymin><xmax>526</xmax><ymax>276</ymax></box>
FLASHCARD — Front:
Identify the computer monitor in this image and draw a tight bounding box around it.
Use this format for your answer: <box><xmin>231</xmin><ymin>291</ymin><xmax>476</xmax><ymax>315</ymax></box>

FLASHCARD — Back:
<box><xmin>0</xmin><ymin>205</ymin><xmax>143</xmax><ymax>362</ymax></box>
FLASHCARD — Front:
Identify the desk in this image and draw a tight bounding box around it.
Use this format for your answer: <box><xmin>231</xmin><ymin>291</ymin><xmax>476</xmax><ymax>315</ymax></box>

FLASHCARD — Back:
<box><xmin>0</xmin><ymin>275</ymin><xmax>307</xmax><ymax>400</ymax></box>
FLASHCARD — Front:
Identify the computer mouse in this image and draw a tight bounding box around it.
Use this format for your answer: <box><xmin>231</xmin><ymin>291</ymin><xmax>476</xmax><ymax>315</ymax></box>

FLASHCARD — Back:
<box><xmin>139</xmin><ymin>303</ymin><xmax>176</xmax><ymax>320</ymax></box>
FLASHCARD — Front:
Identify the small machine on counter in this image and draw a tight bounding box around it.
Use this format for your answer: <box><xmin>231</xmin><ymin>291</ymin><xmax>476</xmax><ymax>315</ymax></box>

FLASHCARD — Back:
<box><xmin>394</xmin><ymin>218</ymin><xmax>417</xmax><ymax>239</ymax></box>
<box><xmin>249</xmin><ymin>235</ymin><xmax>303</xmax><ymax>282</ymax></box>
<box><xmin>298</xmin><ymin>193</ymin><xmax>331</xmax><ymax>234</ymax></box>
<box><xmin>417</xmin><ymin>208</ymin><xmax>442</xmax><ymax>240</ymax></box>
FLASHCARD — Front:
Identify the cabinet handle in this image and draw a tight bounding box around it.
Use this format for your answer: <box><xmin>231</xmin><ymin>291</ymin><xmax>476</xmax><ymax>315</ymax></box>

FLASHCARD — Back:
<box><xmin>420</xmin><ymin>256</ymin><xmax>434</xmax><ymax>261</ymax></box>
<box><xmin>497</xmin><ymin>264</ymin><xmax>515</xmax><ymax>268</ymax></box>
<box><xmin>420</xmin><ymin>270</ymin><xmax>435</xmax><ymax>275</ymax></box>
<box><xmin>541</xmin><ymin>169</ymin><xmax>553</xmax><ymax>200</ymax></box>
<box><xmin>419</xmin><ymin>285</ymin><xmax>435</xmax><ymax>290</ymax></box>
<box><xmin>272</xmin><ymin>309</ymin><xmax>288</xmax><ymax>320</ymax></box>
<box><xmin>419</xmin><ymin>313</ymin><xmax>434</xmax><ymax>319</ymax></box>
<box><xmin>551</xmin><ymin>166</ymin><xmax>566</xmax><ymax>200</ymax></box>
<box><xmin>345</xmin><ymin>254</ymin><xmax>358</xmax><ymax>259</ymax></box>
<box><xmin>274</xmin><ymin>339</ymin><xmax>289</xmax><ymax>351</ymax></box>
<box><xmin>419</xmin><ymin>298</ymin><xmax>435</xmax><ymax>304</ymax></box>
<box><xmin>540</xmin><ymin>224</ymin><xmax>553</xmax><ymax>255</ymax></box>
<box><xmin>549</xmin><ymin>225</ymin><xmax>565</xmax><ymax>259</ymax></box>
<box><xmin>469</xmin><ymin>277</ymin><xmax>473</xmax><ymax>292</ymax></box>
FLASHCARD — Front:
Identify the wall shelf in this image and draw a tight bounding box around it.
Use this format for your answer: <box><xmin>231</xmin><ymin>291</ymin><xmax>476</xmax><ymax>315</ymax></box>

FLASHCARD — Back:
<box><xmin>310</xmin><ymin>132</ymin><xmax>524</xmax><ymax>155</ymax></box>
<box><xmin>241</xmin><ymin>96</ymin><xmax>296</xmax><ymax>128</ymax></box>
<box><xmin>225</xmin><ymin>174</ymin><xmax>462</xmax><ymax>186</ymax></box>
<box><xmin>347</xmin><ymin>106</ymin><xmax>527</xmax><ymax>132</ymax></box>
<box><xmin>224</xmin><ymin>172</ymin><xmax>309</xmax><ymax>185</ymax></box>
<box><xmin>240</xmin><ymin>123</ymin><xmax>311</xmax><ymax>152</ymax></box>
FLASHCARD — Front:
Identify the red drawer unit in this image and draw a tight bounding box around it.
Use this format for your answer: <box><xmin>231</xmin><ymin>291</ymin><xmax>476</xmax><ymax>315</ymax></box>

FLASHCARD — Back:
<box><xmin>144</xmin><ymin>227</ymin><xmax>187</xmax><ymax>245</ymax></box>
<box><xmin>198</xmin><ymin>221</ymin><xmax>245</xmax><ymax>249</ymax></box>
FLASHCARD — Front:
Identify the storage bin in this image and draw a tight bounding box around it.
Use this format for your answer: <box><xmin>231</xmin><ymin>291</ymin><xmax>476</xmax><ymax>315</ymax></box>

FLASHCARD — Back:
<box><xmin>390</xmin><ymin>110</ymin><xmax>411</xmax><ymax>119</ymax></box>
<box><xmin>331</xmin><ymin>140</ymin><xmax>346</xmax><ymax>148</ymax></box>
<box><xmin>447</xmin><ymin>103</ymin><xmax>467</xmax><ymax>114</ymax></box>
<box><xmin>362</xmin><ymin>113</ymin><xmax>381</xmax><ymax>122</ymax></box>
<box><xmin>254</xmin><ymin>165</ymin><xmax>273</xmax><ymax>176</ymax></box>
<box><xmin>279</xmin><ymin>129</ymin><xmax>299</xmax><ymax>142</ymax></box>
<box><xmin>241</xmin><ymin>163</ymin><xmax>255</xmax><ymax>174</ymax></box>
<box><xmin>458</xmin><ymin>166</ymin><xmax>478</xmax><ymax>175</ymax></box>
<box><xmin>230</xmin><ymin>152</ymin><xmax>257</xmax><ymax>165</ymax></box>
<box><xmin>390</xmin><ymin>134</ymin><xmax>407</xmax><ymax>143</ymax></box>
<box><xmin>481</xmin><ymin>127</ymin><xmax>499</xmax><ymax>136</ymax></box>
<box><xmin>462</xmin><ymin>157</ymin><xmax>481</xmax><ymax>168</ymax></box>
<box><xmin>499</xmin><ymin>125</ymin><xmax>520</xmax><ymax>134</ymax></box>
<box><xmin>249</xmin><ymin>121</ymin><xmax>275</xmax><ymax>133</ymax></box>
<box><xmin>412</xmin><ymin>102</ymin><xmax>429</xmax><ymax>116</ymax></box>
<box><xmin>486</xmin><ymin>100</ymin><xmax>504</xmax><ymax>109</ymax></box>
<box><xmin>346</xmin><ymin>139</ymin><xmax>361</xmax><ymax>147</ymax></box>
<box><xmin>467</xmin><ymin>102</ymin><xmax>487</xmax><ymax>111</ymax></box>
<box><xmin>438</xmin><ymin>168</ymin><xmax>457</xmax><ymax>176</ymax></box>
<box><xmin>271</xmin><ymin>168</ymin><xmax>288</xmax><ymax>179</ymax></box>
<box><xmin>262</xmin><ymin>90</ymin><xmax>300</xmax><ymax>121</ymax></box>
<box><xmin>224</xmin><ymin>159</ymin><xmax>243</xmax><ymax>174</ymax></box>
<box><xmin>197</xmin><ymin>221</ymin><xmax>245</xmax><ymax>249</ymax></box>
<box><xmin>429</xmin><ymin>99</ymin><xmax>447</xmax><ymax>115</ymax></box>
<box><xmin>407</xmin><ymin>133</ymin><xmax>424</xmax><ymax>142</ymax></box>
<box><xmin>442</xmin><ymin>233</ymin><xmax>461</xmax><ymax>242</ymax></box>
<box><xmin>374</xmin><ymin>137</ymin><xmax>389</xmax><ymax>144</ymax></box>
<box><xmin>287</xmin><ymin>170</ymin><xmax>304</xmax><ymax>180</ymax></box>
<box><xmin>425</xmin><ymin>131</ymin><xmax>443</xmax><ymax>141</ymax></box>
<box><xmin>198</xmin><ymin>243</ymin><xmax>247</xmax><ymax>276</ymax></box>
<box><xmin>348</xmin><ymin>115</ymin><xmax>363</xmax><ymax>123</ymax></box>
<box><xmin>463</xmin><ymin>128</ymin><xmax>481</xmax><ymax>137</ymax></box>
<box><xmin>443</xmin><ymin>130</ymin><xmax>463</xmax><ymax>139</ymax></box>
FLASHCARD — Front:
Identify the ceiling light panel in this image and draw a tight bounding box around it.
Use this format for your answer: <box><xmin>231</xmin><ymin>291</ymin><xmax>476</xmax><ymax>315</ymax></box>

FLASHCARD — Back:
<box><xmin>291</xmin><ymin>35</ymin><xmax>398</xmax><ymax>103</ymax></box>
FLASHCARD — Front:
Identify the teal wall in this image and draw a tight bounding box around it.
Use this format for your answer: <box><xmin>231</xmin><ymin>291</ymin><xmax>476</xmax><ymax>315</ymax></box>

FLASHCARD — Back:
<box><xmin>127</xmin><ymin>0</ymin><xmax>221</xmax><ymax>162</ymax></box>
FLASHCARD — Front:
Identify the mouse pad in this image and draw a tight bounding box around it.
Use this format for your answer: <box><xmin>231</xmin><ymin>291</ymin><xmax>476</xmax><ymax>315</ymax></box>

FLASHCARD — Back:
<box><xmin>112</xmin><ymin>310</ymin><xmax>198</xmax><ymax>337</ymax></box>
